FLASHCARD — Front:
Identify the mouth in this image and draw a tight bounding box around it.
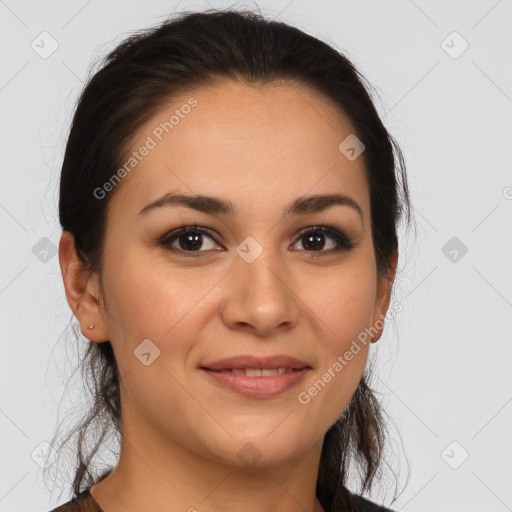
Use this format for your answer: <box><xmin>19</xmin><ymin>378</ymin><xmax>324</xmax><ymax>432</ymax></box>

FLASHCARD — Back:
<box><xmin>201</xmin><ymin>367</ymin><xmax>307</xmax><ymax>376</ymax></box>
<box><xmin>199</xmin><ymin>354</ymin><xmax>312</xmax><ymax>398</ymax></box>
<box><xmin>200</xmin><ymin>354</ymin><xmax>311</xmax><ymax>372</ymax></box>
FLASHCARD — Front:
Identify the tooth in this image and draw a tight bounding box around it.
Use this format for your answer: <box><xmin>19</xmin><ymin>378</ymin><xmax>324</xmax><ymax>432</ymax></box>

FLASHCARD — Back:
<box><xmin>227</xmin><ymin>368</ymin><xmax>292</xmax><ymax>377</ymax></box>
<box><xmin>245</xmin><ymin>369</ymin><xmax>263</xmax><ymax>377</ymax></box>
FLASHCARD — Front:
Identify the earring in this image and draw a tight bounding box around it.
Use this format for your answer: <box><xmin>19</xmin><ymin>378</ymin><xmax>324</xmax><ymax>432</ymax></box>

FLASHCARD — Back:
<box><xmin>88</xmin><ymin>323</ymin><xmax>95</xmax><ymax>329</ymax></box>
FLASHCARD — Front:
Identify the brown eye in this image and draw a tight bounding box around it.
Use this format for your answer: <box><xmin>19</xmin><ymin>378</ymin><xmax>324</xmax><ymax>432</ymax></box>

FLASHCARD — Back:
<box><xmin>159</xmin><ymin>225</ymin><xmax>222</xmax><ymax>255</ymax></box>
<box><xmin>292</xmin><ymin>226</ymin><xmax>354</xmax><ymax>255</ymax></box>
<box><xmin>158</xmin><ymin>224</ymin><xmax>355</xmax><ymax>258</ymax></box>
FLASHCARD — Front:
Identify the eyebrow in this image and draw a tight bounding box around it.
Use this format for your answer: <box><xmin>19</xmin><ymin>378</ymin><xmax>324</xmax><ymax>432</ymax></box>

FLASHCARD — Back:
<box><xmin>138</xmin><ymin>191</ymin><xmax>364</xmax><ymax>221</ymax></box>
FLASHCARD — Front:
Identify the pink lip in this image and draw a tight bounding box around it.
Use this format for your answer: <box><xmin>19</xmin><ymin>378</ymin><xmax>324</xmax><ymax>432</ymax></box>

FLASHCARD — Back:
<box><xmin>201</xmin><ymin>354</ymin><xmax>311</xmax><ymax>371</ymax></box>
<box><xmin>199</xmin><ymin>354</ymin><xmax>312</xmax><ymax>399</ymax></box>
<box><xmin>201</xmin><ymin>367</ymin><xmax>310</xmax><ymax>398</ymax></box>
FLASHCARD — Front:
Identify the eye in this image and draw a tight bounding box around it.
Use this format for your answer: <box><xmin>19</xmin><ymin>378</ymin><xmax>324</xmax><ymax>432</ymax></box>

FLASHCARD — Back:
<box><xmin>291</xmin><ymin>224</ymin><xmax>355</xmax><ymax>255</ymax></box>
<box><xmin>158</xmin><ymin>224</ymin><xmax>221</xmax><ymax>255</ymax></box>
<box><xmin>158</xmin><ymin>223</ymin><xmax>355</xmax><ymax>257</ymax></box>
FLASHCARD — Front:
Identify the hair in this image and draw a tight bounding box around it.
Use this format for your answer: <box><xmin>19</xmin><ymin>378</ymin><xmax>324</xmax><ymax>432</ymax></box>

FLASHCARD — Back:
<box><xmin>45</xmin><ymin>6</ymin><xmax>414</xmax><ymax>512</ymax></box>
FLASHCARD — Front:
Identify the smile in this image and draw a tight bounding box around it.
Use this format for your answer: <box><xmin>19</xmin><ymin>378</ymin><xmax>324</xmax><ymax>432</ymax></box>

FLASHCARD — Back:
<box><xmin>200</xmin><ymin>367</ymin><xmax>310</xmax><ymax>398</ymax></box>
<box><xmin>210</xmin><ymin>367</ymin><xmax>298</xmax><ymax>376</ymax></box>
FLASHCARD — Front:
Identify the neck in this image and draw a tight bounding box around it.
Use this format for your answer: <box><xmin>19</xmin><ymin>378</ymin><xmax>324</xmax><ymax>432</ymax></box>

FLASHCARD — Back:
<box><xmin>89</xmin><ymin>419</ymin><xmax>325</xmax><ymax>512</ymax></box>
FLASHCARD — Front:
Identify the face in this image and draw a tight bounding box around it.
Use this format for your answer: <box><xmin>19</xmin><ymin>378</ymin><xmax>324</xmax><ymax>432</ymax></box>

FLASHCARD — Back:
<box><xmin>79</xmin><ymin>80</ymin><xmax>394</xmax><ymax>469</ymax></box>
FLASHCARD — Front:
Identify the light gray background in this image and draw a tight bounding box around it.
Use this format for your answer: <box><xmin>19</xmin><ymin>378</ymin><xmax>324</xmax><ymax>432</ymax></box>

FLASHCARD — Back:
<box><xmin>1</xmin><ymin>0</ymin><xmax>511</xmax><ymax>511</ymax></box>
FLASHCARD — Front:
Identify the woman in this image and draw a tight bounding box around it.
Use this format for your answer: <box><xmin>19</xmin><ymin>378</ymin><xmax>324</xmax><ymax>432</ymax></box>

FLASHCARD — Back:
<box><xmin>47</xmin><ymin>7</ymin><xmax>412</xmax><ymax>512</ymax></box>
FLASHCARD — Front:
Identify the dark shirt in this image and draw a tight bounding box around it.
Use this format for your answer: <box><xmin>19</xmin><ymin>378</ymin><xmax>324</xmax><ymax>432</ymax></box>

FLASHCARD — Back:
<box><xmin>49</xmin><ymin>489</ymin><xmax>102</xmax><ymax>511</ymax></box>
<box><xmin>49</xmin><ymin>489</ymin><xmax>396</xmax><ymax>512</ymax></box>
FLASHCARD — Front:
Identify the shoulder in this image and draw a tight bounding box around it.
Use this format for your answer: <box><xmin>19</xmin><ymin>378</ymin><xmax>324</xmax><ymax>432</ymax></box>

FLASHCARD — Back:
<box><xmin>47</xmin><ymin>489</ymin><xmax>101</xmax><ymax>512</ymax></box>
<box><xmin>351</xmin><ymin>494</ymin><xmax>397</xmax><ymax>512</ymax></box>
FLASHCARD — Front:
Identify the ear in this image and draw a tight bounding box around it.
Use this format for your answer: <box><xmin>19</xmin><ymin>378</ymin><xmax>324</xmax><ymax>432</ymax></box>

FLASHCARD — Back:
<box><xmin>58</xmin><ymin>231</ymin><xmax>109</xmax><ymax>342</ymax></box>
<box><xmin>370</xmin><ymin>246</ymin><xmax>398</xmax><ymax>343</ymax></box>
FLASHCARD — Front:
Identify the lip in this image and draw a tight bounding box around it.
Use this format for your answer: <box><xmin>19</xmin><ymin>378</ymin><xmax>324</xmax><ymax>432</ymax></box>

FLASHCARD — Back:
<box><xmin>200</xmin><ymin>354</ymin><xmax>311</xmax><ymax>371</ymax></box>
<box><xmin>199</xmin><ymin>354</ymin><xmax>312</xmax><ymax>399</ymax></box>
<box><xmin>201</xmin><ymin>367</ymin><xmax>311</xmax><ymax>398</ymax></box>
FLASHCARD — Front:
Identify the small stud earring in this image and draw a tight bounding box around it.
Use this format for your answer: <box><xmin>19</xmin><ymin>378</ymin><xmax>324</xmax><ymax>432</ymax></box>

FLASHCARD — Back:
<box><xmin>88</xmin><ymin>323</ymin><xmax>95</xmax><ymax>329</ymax></box>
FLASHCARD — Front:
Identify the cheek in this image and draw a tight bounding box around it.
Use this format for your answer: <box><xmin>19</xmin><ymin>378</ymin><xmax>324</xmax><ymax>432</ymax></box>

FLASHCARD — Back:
<box><xmin>301</xmin><ymin>262</ymin><xmax>377</xmax><ymax>346</ymax></box>
<box><xmin>295</xmin><ymin>264</ymin><xmax>376</xmax><ymax>421</ymax></box>
<box><xmin>99</xmin><ymin>250</ymin><xmax>214</xmax><ymax>423</ymax></box>
<box><xmin>99</xmin><ymin>246</ymin><xmax>232</xmax><ymax>398</ymax></box>
<box><xmin>102</xmin><ymin>247</ymin><xmax>214</xmax><ymax>340</ymax></box>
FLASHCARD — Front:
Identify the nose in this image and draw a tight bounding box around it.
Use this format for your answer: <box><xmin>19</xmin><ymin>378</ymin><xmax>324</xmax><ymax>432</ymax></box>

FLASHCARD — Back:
<box><xmin>220</xmin><ymin>248</ymin><xmax>300</xmax><ymax>337</ymax></box>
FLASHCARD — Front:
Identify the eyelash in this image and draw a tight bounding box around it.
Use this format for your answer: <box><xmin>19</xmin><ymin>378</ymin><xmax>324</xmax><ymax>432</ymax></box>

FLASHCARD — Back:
<box><xmin>157</xmin><ymin>223</ymin><xmax>355</xmax><ymax>258</ymax></box>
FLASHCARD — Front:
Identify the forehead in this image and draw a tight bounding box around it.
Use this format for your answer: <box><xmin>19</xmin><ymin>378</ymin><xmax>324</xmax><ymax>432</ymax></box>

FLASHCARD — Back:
<box><xmin>108</xmin><ymin>79</ymin><xmax>369</xmax><ymax>220</ymax></box>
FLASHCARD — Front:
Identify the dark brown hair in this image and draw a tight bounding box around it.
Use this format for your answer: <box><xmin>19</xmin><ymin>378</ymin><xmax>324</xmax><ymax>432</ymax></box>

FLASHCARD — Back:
<box><xmin>45</xmin><ymin>7</ymin><xmax>413</xmax><ymax>511</ymax></box>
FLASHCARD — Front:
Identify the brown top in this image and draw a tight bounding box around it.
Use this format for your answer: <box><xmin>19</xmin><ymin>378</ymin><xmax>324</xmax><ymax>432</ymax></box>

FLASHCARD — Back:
<box><xmin>48</xmin><ymin>490</ymin><xmax>395</xmax><ymax>512</ymax></box>
<box><xmin>48</xmin><ymin>489</ymin><xmax>103</xmax><ymax>512</ymax></box>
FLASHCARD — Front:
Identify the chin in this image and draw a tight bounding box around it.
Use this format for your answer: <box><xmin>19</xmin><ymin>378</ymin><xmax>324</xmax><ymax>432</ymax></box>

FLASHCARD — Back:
<box><xmin>205</xmin><ymin>429</ymin><xmax>315</xmax><ymax>469</ymax></box>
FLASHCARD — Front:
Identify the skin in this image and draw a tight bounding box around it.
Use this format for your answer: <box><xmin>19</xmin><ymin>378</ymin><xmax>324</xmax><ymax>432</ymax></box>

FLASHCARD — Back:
<box><xmin>59</xmin><ymin>79</ymin><xmax>397</xmax><ymax>512</ymax></box>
